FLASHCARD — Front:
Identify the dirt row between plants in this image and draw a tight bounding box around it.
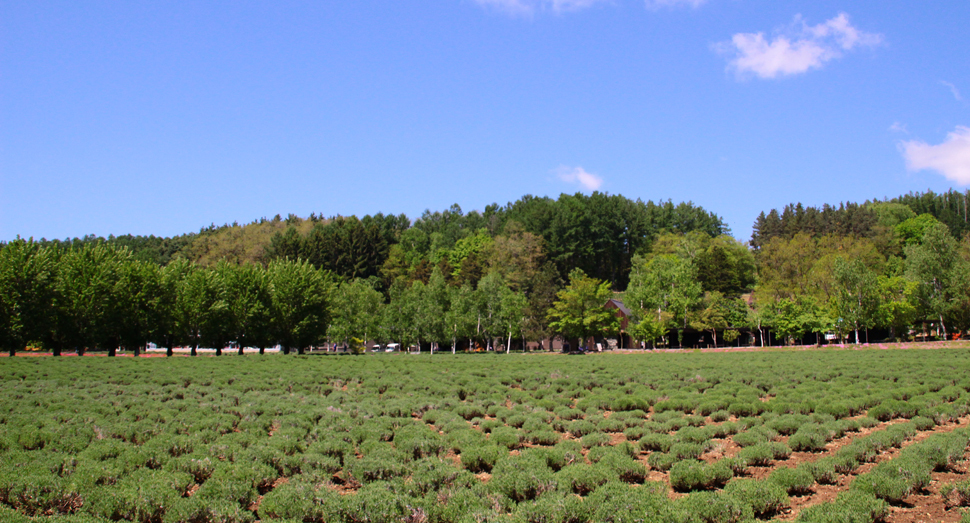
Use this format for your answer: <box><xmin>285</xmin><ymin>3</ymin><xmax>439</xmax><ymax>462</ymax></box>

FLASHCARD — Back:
<box><xmin>769</xmin><ymin>415</ymin><xmax>970</xmax><ymax>522</ymax></box>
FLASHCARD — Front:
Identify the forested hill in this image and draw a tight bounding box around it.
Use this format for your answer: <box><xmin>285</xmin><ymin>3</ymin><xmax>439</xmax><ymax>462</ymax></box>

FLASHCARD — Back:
<box><xmin>751</xmin><ymin>189</ymin><xmax>970</xmax><ymax>249</ymax></box>
<box><xmin>28</xmin><ymin>193</ymin><xmax>727</xmax><ymax>290</ymax></box>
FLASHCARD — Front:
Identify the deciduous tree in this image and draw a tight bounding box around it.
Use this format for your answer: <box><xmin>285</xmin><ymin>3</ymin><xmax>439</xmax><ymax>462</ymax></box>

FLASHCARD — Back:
<box><xmin>0</xmin><ymin>239</ymin><xmax>56</xmax><ymax>356</ymax></box>
<box><xmin>547</xmin><ymin>269</ymin><xmax>619</xmax><ymax>350</ymax></box>
<box><xmin>268</xmin><ymin>259</ymin><xmax>334</xmax><ymax>354</ymax></box>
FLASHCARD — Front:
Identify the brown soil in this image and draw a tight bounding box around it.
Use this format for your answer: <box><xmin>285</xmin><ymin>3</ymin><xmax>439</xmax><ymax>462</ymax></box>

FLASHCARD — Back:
<box><xmin>329</xmin><ymin>471</ymin><xmax>361</xmax><ymax>495</ymax></box>
<box><xmin>445</xmin><ymin>449</ymin><xmax>462</xmax><ymax>467</ymax></box>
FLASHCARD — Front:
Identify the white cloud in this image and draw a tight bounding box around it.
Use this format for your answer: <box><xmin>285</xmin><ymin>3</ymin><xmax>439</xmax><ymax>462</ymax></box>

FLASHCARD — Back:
<box><xmin>555</xmin><ymin>165</ymin><xmax>604</xmax><ymax>191</ymax></box>
<box><xmin>889</xmin><ymin>122</ymin><xmax>908</xmax><ymax>134</ymax></box>
<box><xmin>941</xmin><ymin>81</ymin><xmax>964</xmax><ymax>103</ymax></box>
<box><xmin>717</xmin><ymin>13</ymin><xmax>882</xmax><ymax>79</ymax></box>
<box><xmin>645</xmin><ymin>0</ymin><xmax>706</xmax><ymax>9</ymax></box>
<box><xmin>473</xmin><ymin>0</ymin><xmax>608</xmax><ymax>16</ymax></box>
<box><xmin>902</xmin><ymin>126</ymin><xmax>970</xmax><ymax>184</ymax></box>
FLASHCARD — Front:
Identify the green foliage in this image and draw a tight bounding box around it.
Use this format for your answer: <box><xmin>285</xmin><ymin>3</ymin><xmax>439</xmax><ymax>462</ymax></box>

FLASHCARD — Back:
<box><xmin>788</xmin><ymin>424</ymin><xmax>830</xmax><ymax>452</ymax></box>
<box><xmin>547</xmin><ymin>269</ymin><xmax>619</xmax><ymax>344</ymax></box>
<box><xmin>668</xmin><ymin>460</ymin><xmax>733</xmax><ymax>491</ymax></box>
<box><xmin>724</xmin><ymin>478</ymin><xmax>790</xmax><ymax>517</ymax></box>
<box><xmin>556</xmin><ymin>463</ymin><xmax>612</xmax><ymax>495</ymax></box>
<box><xmin>489</xmin><ymin>454</ymin><xmax>557</xmax><ymax>503</ymax></box>
<box><xmin>461</xmin><ymin>445</ymin><xmax>506</xmax><ymax>473</ymax></box>
<box><xmin>584</xmin><ymin>481</ymin><xmax>681</xmax><ymax>522</ymax></box>
<box><xmin>796</xmin><ymin>490</ymin><xmax>888</xmax><ymax>523</ymax></box>
<box><xmin>677</xmin><ymin>491</ymin><xmax>752</xmax><ymax>523</ymax></box>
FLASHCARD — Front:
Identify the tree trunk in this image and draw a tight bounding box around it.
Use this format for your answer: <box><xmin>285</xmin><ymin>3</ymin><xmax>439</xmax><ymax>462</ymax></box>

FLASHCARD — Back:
<box><xmin>133</xmin><ymin>345</ymin><xmax>140</xmax><ymax>357</ymax></box>
<box><xmin>238</xmin><ymin>344</ymin><xmax>244</xmax><ymax>356</ymax></box>
<box><xmin>282</xmin><ymin>345</ymin><xmax>290</xmax><ymax>355</ymax></box>
<box><xmin>854</xmin><ymin>327</ymin><xmax>859</xmax><ymax>345</ymax></box>
<box><xmin>298</xmin><ymin>346</ymin><xmax>305</xmax><ymax>355</ymax></box>
<box><xmin>259</xmin><ymin>346</ymin><xmax>265</xmax><ymax>355</ymax></box>
<box><xmin>108</xmin><ymin>346</ymin><xmax>116</xmax><ymax>357</ymax></box>
<box><xmin>166</xmin><ymin>345</ymin><xmax>173</xmax><ymax>357</ymax></box>
<box><xmin>191</xmin><ymin>343</ymin><xmax>198</xmax><ymax>357</ymax></box>
<box><xmin>452</xmin><ymin>337</ymin><xmax>456</xmax><ymax>354</ymax></box>
<box><xmin>940</xmin><ymin>315</ymin><xmax>948</xmax><ymax>340</ymax></box>
<box><xmin>8</xmin><ymin>347</ymin><xmax>15</xmax><ymax>357</ymax></box>
<box><xmin>215</xmin><ymin>346</ymin><xmax>222</xmax><ymax>356</ymax></box>
<box><xmin>53</xmin><ymin>345</ymin><xmax>61</xmax><ymax>357</ymax></box>
<box><xmin>507</xmin><ymin>330</ymin><xmax>512</xmax><ymax>354</ymax></box>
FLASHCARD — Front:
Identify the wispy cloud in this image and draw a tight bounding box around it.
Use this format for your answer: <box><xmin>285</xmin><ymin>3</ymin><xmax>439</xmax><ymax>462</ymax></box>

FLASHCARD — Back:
<box><xmin>889</xmin><ymin>122</ymin><xmax>909</xmax><ymax>134</ymax></box>
<box><xmin>473</xmin><ymin>0</ymin><xmax>609</xmax><ymax>16</ymax></box>
<box><xmin>901</xmin><ymin>126</ymin><xmax>970</xmax><ymax>184</ymax></box>
<box><xmin>645</xmin><ymin>0</ymin><xmax>706</xmax><ymax>9</ymax></box>
<box><xmin>716</xmin><ymin>13</ymin><xmax>882</xmax><ymax>80</ymax></box>
<box><xmin>941</xmin><ymin>81</ymin><xmax>964</xmax><ymax>103</ymax></box>
<box><xmin>555</xmin><ymin>165</ymin><xmax>604</xmax><ymax>191</ymax></box>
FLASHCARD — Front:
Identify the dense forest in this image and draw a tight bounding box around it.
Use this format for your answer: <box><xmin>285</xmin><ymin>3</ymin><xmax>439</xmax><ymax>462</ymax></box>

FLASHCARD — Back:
<box><xmin>4</xmin><ymin>189</ymin><xmax>970</xmax><ymax>354</ymax></box>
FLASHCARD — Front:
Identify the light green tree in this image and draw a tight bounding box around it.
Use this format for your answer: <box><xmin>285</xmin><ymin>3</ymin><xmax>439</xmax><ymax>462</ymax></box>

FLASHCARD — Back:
<box><xmin>499</xmin><ymin>290</ymin><xmax>528</xmax><ymax>353</ymax></box>
<box><xmin>445</xmin><ymin>283</ymin><xmax>477</xmax><ymax>353</ymax></box>
<box><xmin>628</xmin><ymin>309</ymin><xmax>671</xmax><ymax>348</ymax></box>
<box><xmin>55</xmin><ymin>243</ymin><xmax>129</xmax><ymax>356</ymax></box>
<box><xmin>833</xmin><ymin>257</ymin><xmax>881</xmax><ymax>344</ymax></box>
<box><xmin>330</xmin><ymin>278</ymin><xmax>384</xmax><ymax>354</ymax></box>
<box><xmin>475</xmin><ymin>272</ymin><xmax>512</xmax><ymax>351</ymax></box>
<box><xmin>383</xmin><ymin>280</ymin><xmax>418</xmax><ymax>352</ymax></box>
<box><xmin>689</xmin><ymin>291</ymin><xmax>730</xmax><ymax>347</ymax></box>
<box><xmin>767</xmin><ymin>298</ymin><xmax>825</xmax><ymax>346</ymax></box>
<box><xmin>267</xmin><ymin>259</ymin><xmax>334</xmax><ymax>355</ymax></box>
<box><xmin>219</xmin><ymin>262</ymin><xmax>273</xmax><ymax>355</ymax></box>
<box><xmin>547</xmin><ymin>269</ymin><xmax>619</xmax><ymax>350</ymax></box>
<box><xmin>177</xmin><ymin>266</ymin><xmax>228</xmax><ymax>356</ymax></box>
<box><xmin>905</xmin><ymin>222</ymin><xmax>960</xmax><ymax>338</ymax></box>
<box><xmin>876</xmin><ymin>275</ymin><xmax>917</xmax><ymax>341</ymax></box>
<box><xmin>625</xmin><ymin>254</ymin><xmax>701</xmax><ymax>347</ymax></box>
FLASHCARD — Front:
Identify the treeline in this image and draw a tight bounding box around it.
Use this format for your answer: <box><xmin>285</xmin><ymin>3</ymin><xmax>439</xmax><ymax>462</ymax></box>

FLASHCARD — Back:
<box><xmin>26</xmin><ymin>193</ymin><xmax>726</xmax><ymax>291</ymax></box>
<box><xmin>622</xmin><ymin>190</ymin><xmax>970</xmax><ymax>348</ymax></box>
<box><xmin>0</xmin><ymin>236</ymin><xmax>596</xmax><ymax>356</ymax></box>
<box><xmin>0</xmin><ymin>242</ymin><xmax>336</xmax><ymax>357</ymax></box>
<box><xmin>0</xmin><ymin>193</ymin><xmax>727</xmax><ymax>354</ymax></box>
<box><xmin>752</xmin><ymin>189</ymin><xmax>970</xmax><ymax>249</ymax></box>
<box><xmin>626</xmin><ymin>217</ymin><xmax>970</xmax><ymax>347</ymax></box>
<box><xmin>6</xmin><ymin>189</ymin><xmax>970</xmax><ymax>354</ymax></box>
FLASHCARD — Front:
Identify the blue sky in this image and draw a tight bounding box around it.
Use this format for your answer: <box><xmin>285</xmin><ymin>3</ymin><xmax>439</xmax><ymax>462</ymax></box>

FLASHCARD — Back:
<box><xmin>2</xmin><ymin>1</ymin><xmax>968</xmax><ymax>242</ymax></box>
